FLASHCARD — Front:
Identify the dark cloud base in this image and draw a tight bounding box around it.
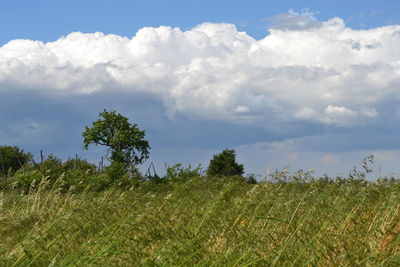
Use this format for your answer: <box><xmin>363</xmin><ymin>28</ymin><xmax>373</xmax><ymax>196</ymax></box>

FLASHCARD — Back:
<box><xmin>1</xmin><ymin>86</ymin><xmax>398</xmax><ymax>177</ymax></box>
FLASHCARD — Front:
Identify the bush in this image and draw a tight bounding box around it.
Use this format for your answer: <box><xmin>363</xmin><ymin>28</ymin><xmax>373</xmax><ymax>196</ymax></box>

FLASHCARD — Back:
<box><xmin>38</xmin><ymin>154</ymin><xmax>64</xmax><ymax>180</ymax></box>
<box><xmin>207</xmin><ymin>149</ymin><xmax>244</xmax><ymax>177</ymax></box>
<box><xmin>104</xmin><ymin>161</ymin><xmax>128</xmax><ymax>181</ymax></box>
<box><xmin>7</xmin><ymin>154</ymin><xmax>100</xmax><ymax>192</ymax></box>
<box><xmin>12</xmin><ymin>169</ymin><xmax>43</xmax><ymax>193</ymax></box>
<box><xmin>31</xmin><ymin>155</ymin><xmax>97</xmax><ymax>184</ymax></box>
<box><xmin>245</xmin><ymin>174</ymin><xmax>258</xmax><ymax>184</ymax></box>
<box><xmin>115</xmin><ymin>172</ymin><xmax>142</xmax><ymax>189</ymax></box>
<box><xmin>63</xmin><ymin>157</ymin><xmax>96</xmax><ymax>174</ymax></box>
<box><xmin>85</xmin><ymin>174</ymin><xmax>113</xmax><ymax>192</ymax></box>
<box><xmin>164</xmin><ymin>164</ymin><xmax>202</xmax><ymax>182</ymax></box>
<box><xmin>3</xmin><ymin>152</ymin><xmax>145</xmax><ymax>192</ymax></box>
<box><xmin>0</xmin><ymin>146</ymin><xmax>32</xmax><ymax>178</ymax></box>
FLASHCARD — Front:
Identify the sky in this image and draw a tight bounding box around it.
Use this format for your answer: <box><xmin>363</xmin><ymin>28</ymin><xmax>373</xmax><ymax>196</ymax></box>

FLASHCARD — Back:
<box><xmin>1</xmin><ymin>0</ymin><xmax>400</xmax><ymax>178</ymax></box>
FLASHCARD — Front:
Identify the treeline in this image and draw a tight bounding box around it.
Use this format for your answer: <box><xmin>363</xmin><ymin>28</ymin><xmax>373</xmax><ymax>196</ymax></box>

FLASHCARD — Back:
<box><xmin>0</xmin><ymin>109</ymin><xmax>255</xmax><ymax>193</ymax></box>
<box><xmin>1</xmin><ymin>109</ymin><xmax>399</xmax><ymax>193</ymax></box>
<box><xmin>1</xmin><ymin>144</ymin><xmax>400</xmax><ymax>194</ymax></box>
<box><xmin>0</xmin><ymin>144</ymin><xmax>253</xmax><ymax>193</ymax></box>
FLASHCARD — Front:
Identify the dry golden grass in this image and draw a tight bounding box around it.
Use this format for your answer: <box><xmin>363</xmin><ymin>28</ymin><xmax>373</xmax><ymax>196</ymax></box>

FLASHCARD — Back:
<box><xmin>1</xmin><ymin>177</ymin><xmax>399</xmax><ymax>266</ymax></box>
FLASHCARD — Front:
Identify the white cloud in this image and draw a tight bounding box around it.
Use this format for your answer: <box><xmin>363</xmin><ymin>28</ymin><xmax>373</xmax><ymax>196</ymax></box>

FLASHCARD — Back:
<box><xmin>360</xmin><ymin>107</ymin><xmax>379</xmax><ymax>118</ymax></box>
<box><xmin>265</xmin><ymin>8</ymin><xmax>323</xmax><ymax>31</ymax></box>
<box><xmin>323</xmin><ymin>105</ymin><xmax>358</xmax><ymax>126</ymax></box>
<box><xmin>235</xmin><ymin>137</ymin><xmax>400</xmax><ymax>177</ymax></box>
<box><xmin>235</xmin><ymin>105</ymin><xmax>250</xmax><ymax>113</ymax></box>
<box><xmin>1</xmin><ymin>15</ymin><xmax>400</xmax><ymax>129</ymax></box>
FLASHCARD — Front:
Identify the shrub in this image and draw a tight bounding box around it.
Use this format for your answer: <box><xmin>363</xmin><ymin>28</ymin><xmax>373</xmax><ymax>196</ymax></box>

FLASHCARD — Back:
<box><xmin>164</xmin><ymin>164</ymin><xmax>202</xmax><ymax>181</ymax></box>
<box><xmin>115</xmin><ymin>172</ymin><xmax>142</xmax><ymax>189</ymax></box>
<box><xmin>63</xmin><ymin>157</ymin><xmax>96</xmax><ymax>174</ymax></box>
<box><xmin>0</xmin><ymin>146</ymin><xmax>32</xmax><ymax>178</ymax></box>
<box><xmin>35</xmin><ymin>154</ymin><xmax>64</xmax><ymax>182</ymax></box>
<box><xmin>12</xmin><ymin>169</ymin><xmax>43</xmax><ymax>193</ymax></box>
<box><xmin>104</xmin><ymin>161</ymin><xmax>128</xmax><ymax>181</ymax></box>
<box><xmin>8</xmin><ymin>154</ymin><xmax>100</xmax><ymax>192</ymax></box>
<box><xmin>85</xmin><ymin>174</ymin><xmax>113</xmax><ymax>192</ymax></box>
<box><xmin>245</xmin><ymin>174</ymin><xmax>258</xmax><ymax>184</ymax></box>
<box><xmin>207</xmin><ymin>149</ymin><xmax>244</xmax><ymax>177</ymax></box>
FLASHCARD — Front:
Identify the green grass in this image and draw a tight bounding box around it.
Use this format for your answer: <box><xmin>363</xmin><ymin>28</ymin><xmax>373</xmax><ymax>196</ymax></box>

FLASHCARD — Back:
<box><xmin>1</xmin><ymin>177</ymin><xmax>399</xmax><ymax>266</ymax></box>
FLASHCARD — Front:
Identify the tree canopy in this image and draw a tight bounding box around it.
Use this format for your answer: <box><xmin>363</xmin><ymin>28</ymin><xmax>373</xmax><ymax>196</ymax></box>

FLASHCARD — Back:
<box><xmin>207</xmin><ymin>149</ymin><xmax>244</xmax><ymax>177</ymax></box>
<box><xmin>82</xmin><ymin>109</ymin><xmax>150</xmax><ymax>167</ymax></box>
<box><xmin>0</xmin><ymin>145</ymin><xmax>32</xmax><ymax>177</ymax></box>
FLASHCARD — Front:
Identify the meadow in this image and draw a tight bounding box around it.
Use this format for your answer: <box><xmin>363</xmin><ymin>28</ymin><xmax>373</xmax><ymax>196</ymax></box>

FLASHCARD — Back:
<box><xmin>1</xmin><ymin>175</ymin><xmax>399</xmax><ymax>266</ymax></box>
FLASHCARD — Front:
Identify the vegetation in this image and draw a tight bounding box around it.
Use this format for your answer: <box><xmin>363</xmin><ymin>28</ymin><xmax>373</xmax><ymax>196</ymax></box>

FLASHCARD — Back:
<box><xmin>0</xmin><ymin>146</ymin><xmax>32</xmax><ymax>178</ymax></box>
<box><xmin>82</xmin><ymin>109</ymin><xmax>150</xmax><ymax>168</ymax></box>
<box><xmin>1</xmin><ymin>176</ymin><xmax>399</xmax><ymax>266</ymax></box>
<box><xmin>0</xmin><ymin>110</ymin><xmax>399</xmax><ymax>265</ymax></box>
<box><xmin>207</xmin><ymin>149</ymin><xmax>244</xmax><ymax>177</ymax></box>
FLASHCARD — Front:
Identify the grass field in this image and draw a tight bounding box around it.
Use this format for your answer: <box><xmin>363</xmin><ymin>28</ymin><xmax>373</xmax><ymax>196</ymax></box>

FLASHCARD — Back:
<box><xmin>1</xmin><ymin>177</ymin><xmax>399</xmax><ymax>266</ymax></box>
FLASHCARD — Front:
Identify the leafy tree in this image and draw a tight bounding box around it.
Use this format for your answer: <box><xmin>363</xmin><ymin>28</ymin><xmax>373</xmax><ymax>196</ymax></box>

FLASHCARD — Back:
<box><xmin>0</xmin><ymin>145</ymin><xmax>32</xmax><ymax>178</ymax></box>
<box><xmin>207</xmin><ymin>149</ymin><xmax>244</xmax><ymax>177</ymax></box>
<box><xmin>82</xmin><ymin>109</ymin><xmax>150</xmax><ymax>168</ymax></box>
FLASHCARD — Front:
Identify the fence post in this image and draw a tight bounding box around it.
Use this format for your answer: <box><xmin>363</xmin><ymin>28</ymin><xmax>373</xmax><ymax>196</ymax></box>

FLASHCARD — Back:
<box><xmin>0</xmin><ymin>150</ymin><xmax>6</xmax><ymax>180</ymax></box>
<box><xmin>40</xmin><ymin>150</ymin><xmax>44</xmax><ymax>164</ymax></box>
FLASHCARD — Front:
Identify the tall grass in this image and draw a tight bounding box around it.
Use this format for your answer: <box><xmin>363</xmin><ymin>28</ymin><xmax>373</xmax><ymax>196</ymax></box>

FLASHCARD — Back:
<box><xmin>1</xmin><ymin>177</ymin><xmax>399</xmax><ymax>266</ymax></box>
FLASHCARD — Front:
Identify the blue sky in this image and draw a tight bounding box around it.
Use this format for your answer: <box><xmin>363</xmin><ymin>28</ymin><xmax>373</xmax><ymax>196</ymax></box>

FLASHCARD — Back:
<box><xmin>1</xmin><ymin>1</ymin><xmax>400</xmax><ymax>178</ymax></box>
<box><xmin>1</xmin><ymin>0</ymin><xmax>399</xmax><ymax>44</ymax></box>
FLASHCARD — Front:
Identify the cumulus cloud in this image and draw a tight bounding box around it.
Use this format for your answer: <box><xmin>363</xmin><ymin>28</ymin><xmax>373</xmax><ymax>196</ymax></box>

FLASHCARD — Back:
<box><xmin>1</xmin><ymin>13</ymin><xmax>400</xmax><ymax>130</ymax></box>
